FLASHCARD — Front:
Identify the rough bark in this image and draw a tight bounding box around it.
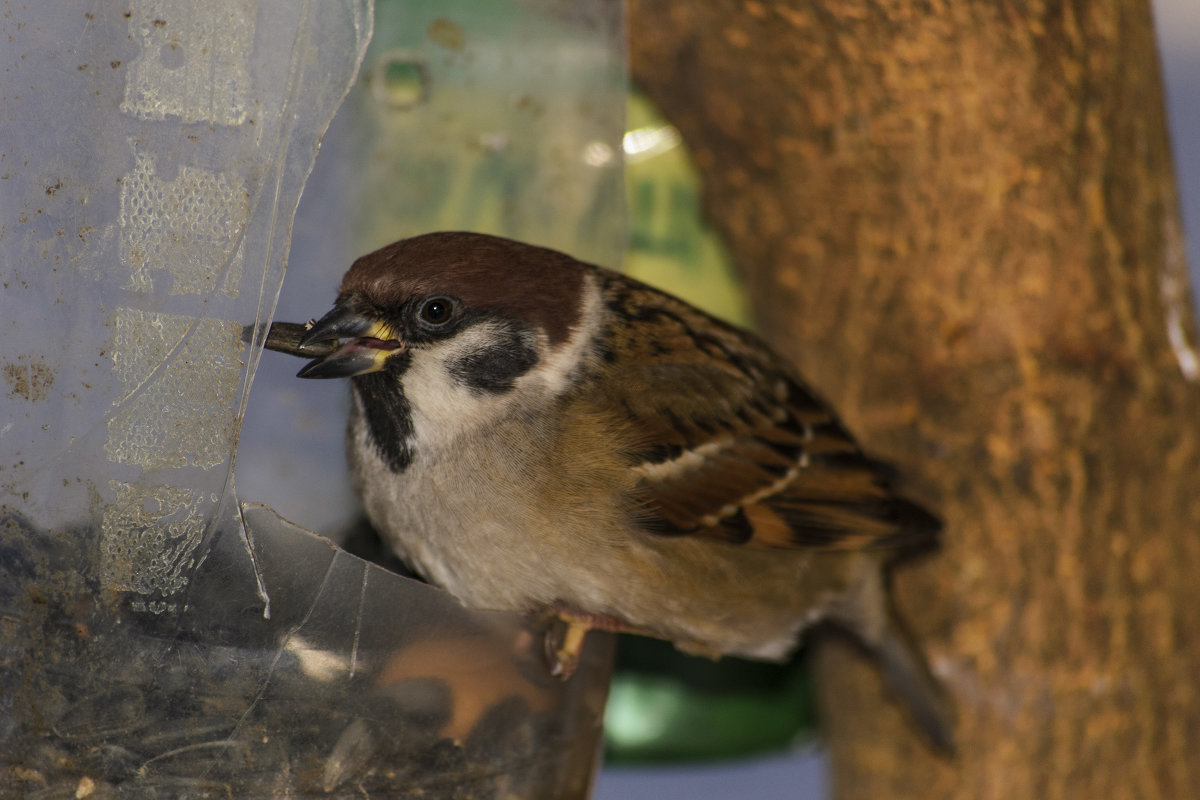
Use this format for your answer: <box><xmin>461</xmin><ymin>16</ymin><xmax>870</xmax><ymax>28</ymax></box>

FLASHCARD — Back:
<box><xmin>629</xmin><ymin>1</ymin><xmax>1200</xmax><ymax>797</ymax></box>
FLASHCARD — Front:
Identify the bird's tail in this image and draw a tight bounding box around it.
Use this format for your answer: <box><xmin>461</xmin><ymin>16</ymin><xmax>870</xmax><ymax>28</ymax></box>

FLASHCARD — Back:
<box><xmin>871</xmin><ymin>605</ymin><xmax>956</xmax><ymax>753</ymax></box>
<box><xmin>831</xmin><ymin>555</ymin><xmax>955</xmax><ymax>753</ymax></box>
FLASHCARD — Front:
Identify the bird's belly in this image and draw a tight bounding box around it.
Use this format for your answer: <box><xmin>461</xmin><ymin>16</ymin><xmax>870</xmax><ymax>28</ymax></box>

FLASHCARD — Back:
<box><xmin>350</xmin><ymin>422</ymin><xmax>843</xmax><ymax>661</ymax></box>
<box><xmin>363</xmin><ymin>474</ymin><xmax>832</xmax><ymax>660</ymax></box>
<box><xmin>358</xmin><ymin>471</ymin><xmax>538</xmax><ymax>609</ymax></box>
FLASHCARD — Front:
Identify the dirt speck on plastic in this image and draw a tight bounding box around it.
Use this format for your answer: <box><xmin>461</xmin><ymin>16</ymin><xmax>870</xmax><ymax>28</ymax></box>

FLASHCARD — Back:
<box><xmin>3</xmin><ymin>356</ymin><xmax>55</xmax><ymax>402</ymax></box>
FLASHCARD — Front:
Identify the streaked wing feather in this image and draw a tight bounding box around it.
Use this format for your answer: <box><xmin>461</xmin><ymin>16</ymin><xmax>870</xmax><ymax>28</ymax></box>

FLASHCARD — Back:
<box><xmin>598</xmin><ymin>277</ymin><xmax>938</xmax><ymax>553</ymax></box>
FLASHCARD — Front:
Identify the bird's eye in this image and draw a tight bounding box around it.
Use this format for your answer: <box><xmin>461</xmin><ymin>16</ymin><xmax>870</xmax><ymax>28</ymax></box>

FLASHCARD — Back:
<box><xmin>418</xmin><ymin>296</ymin><xmax>455</xmax><ymax>326</ymax></box>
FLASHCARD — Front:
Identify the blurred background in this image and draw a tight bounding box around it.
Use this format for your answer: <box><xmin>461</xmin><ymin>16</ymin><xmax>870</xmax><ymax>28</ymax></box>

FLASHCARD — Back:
<box><xmin>238</xmin><ymin>0</ymin><xmax>1200</xmax><ymax>796</ymax></box>
<box><xmin>596</xmin><ymin>1</ymin><xmax>1200</xmax><ymax>796</ymax></box>
<box><xmin>603</xmin><ymin>0</ymin><xmax>1200</xmax><ymax>795</ymax></box>
<box><xmin>0</xmin><ymin>0</ymin><xmax>1191</xmax><ymax>796</ymax></box>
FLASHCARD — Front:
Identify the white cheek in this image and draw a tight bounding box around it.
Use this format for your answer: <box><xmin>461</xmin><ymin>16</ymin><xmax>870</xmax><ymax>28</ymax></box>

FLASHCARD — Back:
<box><xmin>402</xmin><ymin>326</ymin><xmax>519</xmax><ymax>449</ymax></box>
<box><xmin>400</xmin><ymin>275</ymin><xmax>603</xmax><ymax>452</ymax></box>
<box><xmin>518</xmin><ymin>273</ymin><xmax>603</xmax><ymax>395</ymax></box>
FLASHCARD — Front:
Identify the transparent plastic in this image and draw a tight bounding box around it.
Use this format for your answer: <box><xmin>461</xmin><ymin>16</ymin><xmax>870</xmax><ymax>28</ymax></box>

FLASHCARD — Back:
<box><xmin>1</xmin><ymin>1</ymin><xmax>625</xmax><ymax>797</ymax></box>
<box><xmin>237</xmin><ymin>0</ymin><xmax>628</xmax><ymax>537</ymax></box>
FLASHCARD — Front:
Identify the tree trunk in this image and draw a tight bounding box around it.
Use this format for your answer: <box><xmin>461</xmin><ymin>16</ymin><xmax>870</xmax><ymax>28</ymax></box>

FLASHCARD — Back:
<box><xmin>629</xmin><ymin>1</ymin><xmax>1200</xmax><ymax>797</ymax></box>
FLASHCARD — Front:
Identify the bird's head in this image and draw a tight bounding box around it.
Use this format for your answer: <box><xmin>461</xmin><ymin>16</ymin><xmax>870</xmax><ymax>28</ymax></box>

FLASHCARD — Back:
<box><xmin>298</xmin><ymin>232</ymin><xmax>597</xmax><ymax>382</ymax></box>
<box><xmin>295</xmin><ymin>233</ymin><xmax>606</xmax><ymax>461</ymax></box>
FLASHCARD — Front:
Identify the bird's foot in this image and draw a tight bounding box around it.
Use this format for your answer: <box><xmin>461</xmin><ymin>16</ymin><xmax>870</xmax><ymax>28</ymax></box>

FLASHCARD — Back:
<box><xmin>541</xmin><ymin>604</ymin><xmax>637</xmax><ymax>680</ymax></box>
<box><xmin>546</xmin><ymin>619</ymin><xmax>590</xmax><ymax>680</ymax></box>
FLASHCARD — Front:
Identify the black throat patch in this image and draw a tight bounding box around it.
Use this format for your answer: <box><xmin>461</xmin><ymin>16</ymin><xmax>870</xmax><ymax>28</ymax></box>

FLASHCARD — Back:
<box><xmin>353</xmin><ymin>352</ymin><xmax>416</xmax><ymax>473</ymax></box>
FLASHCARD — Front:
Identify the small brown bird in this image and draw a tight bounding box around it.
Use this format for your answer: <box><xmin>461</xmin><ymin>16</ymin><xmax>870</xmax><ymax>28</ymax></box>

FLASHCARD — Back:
<box><xmin>268</xmin><ymin>231</ymin><xmax>953</xmax><ymax>751</ymax></box>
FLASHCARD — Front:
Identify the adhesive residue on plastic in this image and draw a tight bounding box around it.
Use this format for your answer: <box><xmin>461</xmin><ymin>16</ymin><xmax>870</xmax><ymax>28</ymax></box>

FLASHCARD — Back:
<box><xmin>121</xmin><ymin>147</ymin><xmax>250</xmax><ymax>296</ymax></box>
<box><xmin>105</xmin><ymin>309</ymin><xmax>242</xmax><ymax>470</ymax></box>
<box><xmin>120</xmin><ymin>0</ymin><xmax>255</xmax><ymax>126</ymax></box>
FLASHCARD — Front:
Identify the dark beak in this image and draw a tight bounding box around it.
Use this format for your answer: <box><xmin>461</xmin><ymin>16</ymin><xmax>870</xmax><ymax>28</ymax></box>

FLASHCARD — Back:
<box><xmin>293</xmin><ymin>305</ymin><xmax>404</xmax><ymax>379</ymax></box>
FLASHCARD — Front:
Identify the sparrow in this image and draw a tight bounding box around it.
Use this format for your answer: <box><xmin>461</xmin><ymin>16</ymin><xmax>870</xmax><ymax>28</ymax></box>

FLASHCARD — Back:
<box><xmin>264</xmin><ymin>231</ymin><xmax>953</xmax><ymax>752</ymax></box>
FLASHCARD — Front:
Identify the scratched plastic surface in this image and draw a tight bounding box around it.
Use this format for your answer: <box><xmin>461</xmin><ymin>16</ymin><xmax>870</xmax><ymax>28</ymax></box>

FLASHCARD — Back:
<box><xmin>236</xmin><ymin>0</ymin><xmax>627</xmax><ymax>536</ymax></box>
<box><xmin>0</xmin><ymin>1</ymin><xmax>623</xmax><ymax>798</ymax></box>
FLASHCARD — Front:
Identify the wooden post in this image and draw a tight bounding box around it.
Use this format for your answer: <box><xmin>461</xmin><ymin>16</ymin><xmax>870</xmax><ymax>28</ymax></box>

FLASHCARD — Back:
<box><xmin>630</xmin><ymin>1</ymin><xmax>1200</xmax><ymax>796</ymax></box>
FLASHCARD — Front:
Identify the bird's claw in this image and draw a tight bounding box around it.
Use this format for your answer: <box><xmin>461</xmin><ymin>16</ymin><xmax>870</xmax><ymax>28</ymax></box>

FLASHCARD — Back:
<box><xmin>543</xmin><ymin>617</ymin><xmax>590</xmax><ymax>681</ymax></box>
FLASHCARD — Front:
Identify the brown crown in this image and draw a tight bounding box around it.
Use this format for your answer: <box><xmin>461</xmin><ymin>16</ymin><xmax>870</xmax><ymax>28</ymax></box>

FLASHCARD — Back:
<box><xmin>338</xmin><ymin>232</ymin><xmax>587</xmax><ymax>345</ymax></box>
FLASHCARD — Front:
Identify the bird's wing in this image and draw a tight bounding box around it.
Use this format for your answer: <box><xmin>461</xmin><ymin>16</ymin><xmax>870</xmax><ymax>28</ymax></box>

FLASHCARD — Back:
<box><xmin>595</xmin><ymin>295</ymin><xmax>938</xmax><ymax>552</ymax></box>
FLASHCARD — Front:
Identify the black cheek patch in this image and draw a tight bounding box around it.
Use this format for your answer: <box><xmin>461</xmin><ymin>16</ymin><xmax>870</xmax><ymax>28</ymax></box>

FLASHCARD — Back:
<box><xmin>447</xmin><ymin>327</ymin><xmax>539</xmax><ymax>394</ymax></box>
